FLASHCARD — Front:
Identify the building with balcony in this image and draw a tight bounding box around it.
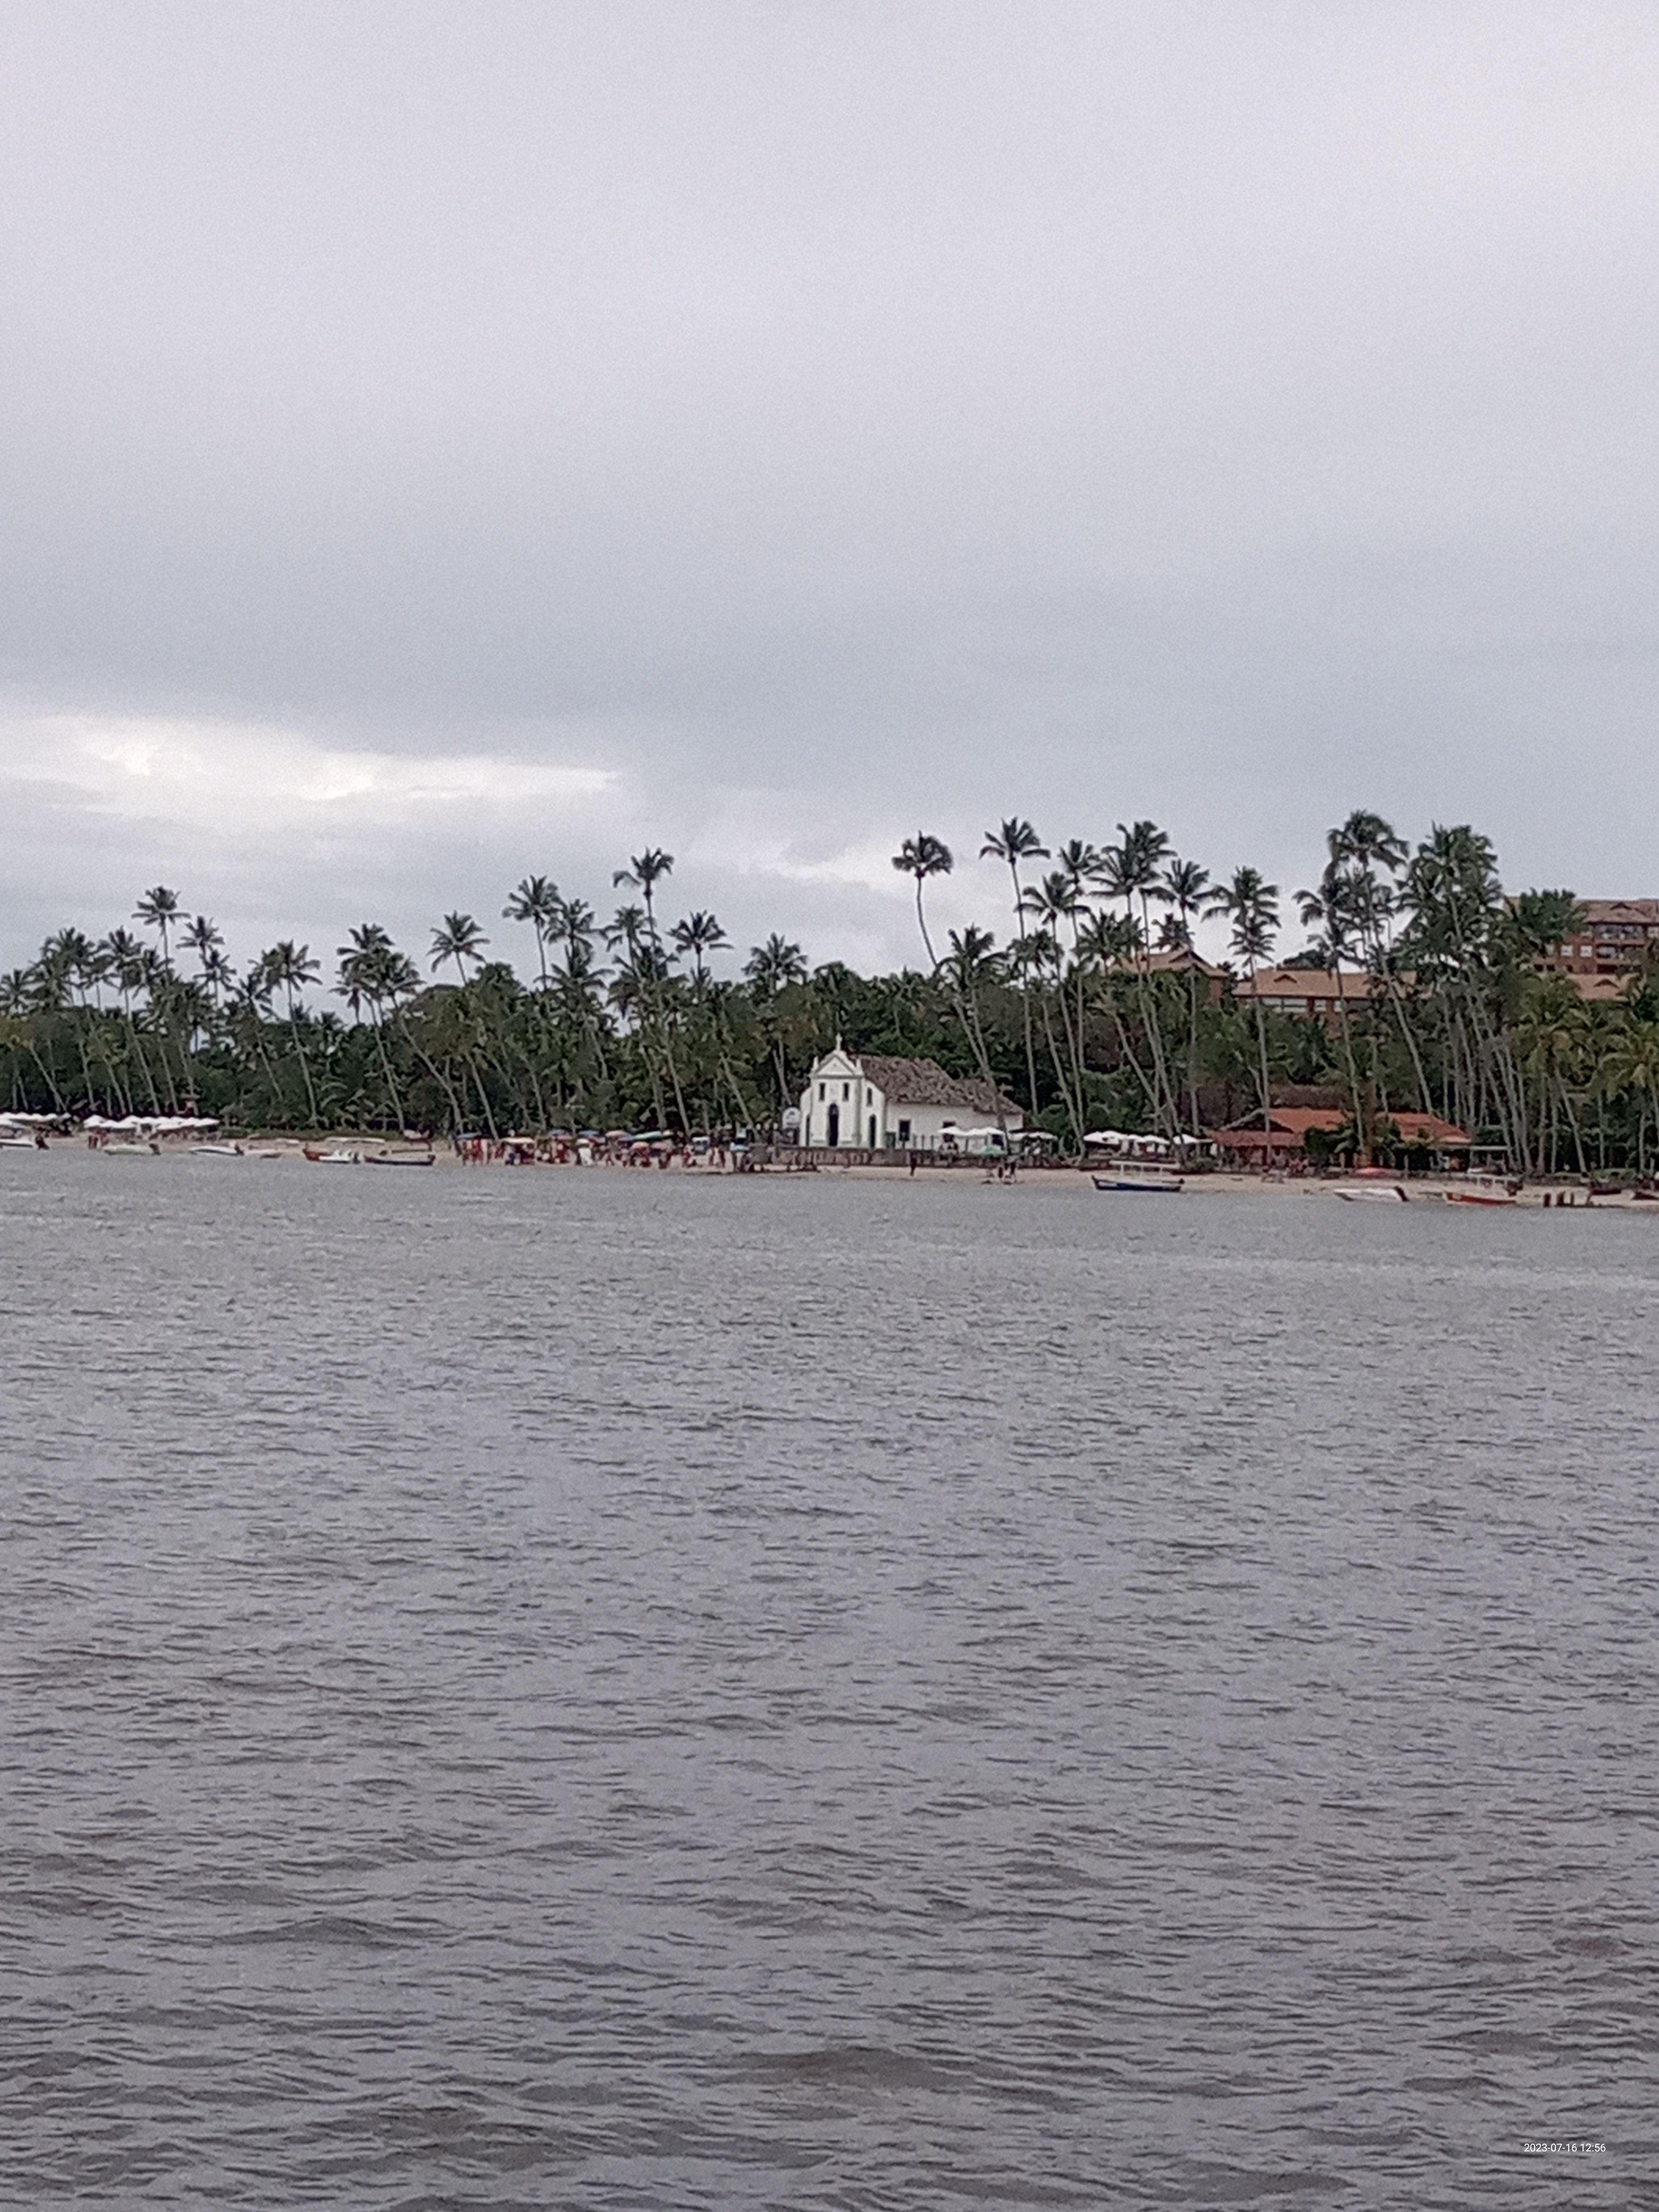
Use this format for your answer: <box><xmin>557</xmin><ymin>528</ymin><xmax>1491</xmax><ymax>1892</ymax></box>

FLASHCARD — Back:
<box><xmin>1539</xmin><ymin>900</ymin><xmax>1659</xmax><ymax>977</ymax></box>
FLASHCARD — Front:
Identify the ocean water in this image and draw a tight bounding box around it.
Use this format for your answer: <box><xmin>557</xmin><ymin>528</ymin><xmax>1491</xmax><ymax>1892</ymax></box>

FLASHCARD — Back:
<box><xmin>2</xmin><ymin>1153</ymin><xmax>1652</xmax><ymax>2207</ymax></box>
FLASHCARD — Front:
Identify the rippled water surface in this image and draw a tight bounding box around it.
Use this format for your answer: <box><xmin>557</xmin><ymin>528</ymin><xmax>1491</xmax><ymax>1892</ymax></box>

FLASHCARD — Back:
<box><xmin>4</xmin><ymin>1154</ymin><xmax>1654</xmax><ymax>2206</ymax></box>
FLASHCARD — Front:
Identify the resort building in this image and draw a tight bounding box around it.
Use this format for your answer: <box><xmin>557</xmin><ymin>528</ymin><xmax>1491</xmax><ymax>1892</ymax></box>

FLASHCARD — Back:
<box><xmin>1116</xmin><ymin>949</ymin><xmax>1229</xmax><ymax>1006</ymax></box>
<box><xmin>1566</xmin><ymin>974</ymin><xmax>1630</xmax><ymax>1006</ymax></box>
<box><xmin>1232</xmin><ymin>967</ymin><xmax>1375</xmax><ymax>1023</ymax></box>
<box><xmin>1537</xmin><ymin>900</ymin><xmax>1659</xmax><ymax>978</ymax></box>
<box><xmin>798</xmin><ymin>1048</ymin><xmax>1024</xmax><ymax>1151</ymax></box>
<box><xmin>1213</xmin><ymin>1106</ymin><xmax>1470</xmax><ymax>1168</ymax></box>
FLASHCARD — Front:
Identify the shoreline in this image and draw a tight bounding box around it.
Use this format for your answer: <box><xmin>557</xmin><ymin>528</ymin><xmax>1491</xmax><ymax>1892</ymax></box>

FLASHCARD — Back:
<box><xmin>35</xmin><ymin>1135</ymin><xmax>1659</xmax><ymax>1209</ymax></box>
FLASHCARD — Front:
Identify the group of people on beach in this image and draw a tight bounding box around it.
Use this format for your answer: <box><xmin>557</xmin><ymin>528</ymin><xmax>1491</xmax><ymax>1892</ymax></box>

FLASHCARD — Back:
<box><xmin>448</xmin><ymin>1132</ymin><xmax>743</xmax><ymax>1170</ymax></box>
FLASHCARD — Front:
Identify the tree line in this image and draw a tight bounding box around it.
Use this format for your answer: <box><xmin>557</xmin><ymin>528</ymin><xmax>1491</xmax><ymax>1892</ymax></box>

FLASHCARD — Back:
<box><xmin>4</xmin><ymin>811</ymin><xmax>1658</xmax><ymax>1171</ymax></box>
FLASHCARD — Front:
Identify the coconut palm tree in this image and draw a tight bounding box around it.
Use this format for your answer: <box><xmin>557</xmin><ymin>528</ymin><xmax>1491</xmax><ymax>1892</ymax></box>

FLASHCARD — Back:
<box><xmin>744</xmin><ymin>935</ymin><xmax>808</xmax><ymax>1112</ymax></box>
<box><xmin>1395</xmin><ymin>825</ymin><xmax>1519</xmax><ymax>1158</ymax></box>
<box><xmin>745</xmin><ymin>933</ymin><xmax>807</xmax><ymax>996</ymax></box>
<box><xmin>100</xmin><ymin>926</ymin><xmax>162</xmax><ymax>1111</ymax></box>
<box><xmin>1516</xmin><ymin>973</ymin><xmax>1593</xmax><ymax>1174</ymax></box>
<box><xmin>981</xmin><ymin>818</ymin><xmax>1049</xmax><ymax>1121</ymax></box>
<box><xmin>134</xmin><ymin>886</ymin><xmax>181</xmax><ymax>969</ymax></box>
<box><xmin>610</xmin><ymin>853</ymin><xmax>688</xmax><ymax>1128</ymax></box>
<box><xmin>1295</xmin><ymin>865</ymin><xmax>1368</xmax><ymax>1153</ymax></box>
<box><xmin>943</xmin><ymin>923</ymin><xmax>1010</xmax><ymax>1144</ymax></box>
<box><xmin>671</xmin><ymin>910</ymin><xmax>727</xmax><ymax>991</ymax></box>
<box><xmin>336</xmin><ymin>923</ymin><xmax>408</xmax><ymax>1127</ymax></box>
<box><xmin>263</xmin><ymin>941</ymin><xmax>323</xmax><ymax>1122</ymax></box>
<box><xmin>1209</xmin><ymin>866</ymin><xmax>1280</xmax><ymax>1135</ymax></box>
<box><xmin>612</xmin><ymin>850</ymin><xmax>674</xmax><ymax>946</ymax></box>
<box><xmin>1601</xmin><ymin>1020</ymin><xmax>1659</xmax><ymax>1174</ymax></box>
<box><xmin>182</xmin><ymin>913</ymin><xmax>222</xmax><ymax>975</ymax></box>
<box><xmin>1019</xmin><ymin>872</ymin><xmax>1087</xmax><ymax>1144</ymax></box>
<box><xmin>603</xmin><ymin>903</ymin><xmax>673</xmax><ymax>1128</ymax></box>
<box><xmin>430</xmin><ymin>912</ymin><xmax>489</xmax><ymax>983</ymax></box>
<box><xmin>1162</xmin><ymin>855</ymin><xmax>1211</xmax><ymax>1139</ymax></box>
<box><xmin>1102</xmin><ymin>821</ymin><xmax>1177</xmax><ymax>1133</ymax></box>
<box><xmin>502</xmin><ymin>876</ymin><xmax>561</xmax><ymax>988</ymax></box>
<box><xmin>891</xmin><ymin>834</ymin><xmax>953</xmax><ymax>971</ymax></box>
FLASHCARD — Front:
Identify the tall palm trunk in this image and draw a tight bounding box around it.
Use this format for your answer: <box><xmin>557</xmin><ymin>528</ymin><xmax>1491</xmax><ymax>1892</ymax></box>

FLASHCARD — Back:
<box><xmin>286</xmin><ymin>996</ymin><xmax>320</xmax><ymax>1124</ymax></box>
<box><xmin>1006</xmin><ymin>859</ymin><xmax>1041</xmax><ymax>1122</ymax></box>
<box><xmin>367</xmin><ymin>1002</ymin><xmax>406</xmax><ymax>1127</ymax></box>
<box><xmin>1045</xmin><ymin>964</ymin><xmax>1085</xmax><ymax>1143</ymax></box>
<box><xmin>1331</xmin><ymin>986</ymin><xmax>1366</xmax><ymax>1159</ymax></box>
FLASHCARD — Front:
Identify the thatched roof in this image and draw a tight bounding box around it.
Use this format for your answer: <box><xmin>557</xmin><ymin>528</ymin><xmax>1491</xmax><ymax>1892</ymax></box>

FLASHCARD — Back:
<box><xmin>854</xmin><ymin>1054</ymin><xmax>1020</xmax><ymax>1116</ymax></box>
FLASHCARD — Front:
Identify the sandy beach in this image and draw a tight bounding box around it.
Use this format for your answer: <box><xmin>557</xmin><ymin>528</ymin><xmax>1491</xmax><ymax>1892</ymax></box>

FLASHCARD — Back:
<box><xmin>77</xmin><ymin>1137</ymin><xmax>1649</xmax><ymax>1211</ymax></box>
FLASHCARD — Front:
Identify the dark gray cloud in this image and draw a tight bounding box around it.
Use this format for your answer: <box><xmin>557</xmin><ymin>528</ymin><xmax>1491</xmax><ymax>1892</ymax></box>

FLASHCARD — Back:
<box><xmin>2</xmin><ymin>0</ymin><xmax>1656</xmax><ymax>977</ymax></box>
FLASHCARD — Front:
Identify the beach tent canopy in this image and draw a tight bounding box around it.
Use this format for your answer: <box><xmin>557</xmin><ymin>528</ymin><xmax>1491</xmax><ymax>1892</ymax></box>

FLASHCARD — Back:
<box><xmin>82</xmin><ymin>1113</ymin><xmax>218</xmax><ymax>1131</ymax></box>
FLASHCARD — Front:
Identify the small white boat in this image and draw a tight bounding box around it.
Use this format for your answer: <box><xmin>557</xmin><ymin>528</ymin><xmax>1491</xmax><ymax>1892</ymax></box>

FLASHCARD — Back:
<box><xmin>1092</xmin><ymin>1163</ymin><xmax>1182</xmax><ymax>1194</ymax></box>
<box><xmin>1331</xmin><ymin>1183</ymin><xmax>1409</xmax><ymax>1203</ymax></box>
<box><xmin>303</xmin><ymin>1145</ymin><xmax>362</xmax><ymax>1164</ymax></box>
<box><xmin>102</xmin><ymin>1139</ymin><xmax>160</xmax><ymax>1155</ymax></box>
<box><xmin>0</xmin><ymin>1135</ymin><xmax>44</xmax><ymax>1150</ymax></box>
<box><xmin>190</xmin><ymin>1142</ymin><xmax>245</xmax><ymax>1157</ymax></box>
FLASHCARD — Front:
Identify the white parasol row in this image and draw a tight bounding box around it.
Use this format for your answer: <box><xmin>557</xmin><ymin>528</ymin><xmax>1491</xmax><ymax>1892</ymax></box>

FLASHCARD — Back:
<box><xmin>82</xmin><ymin>1115</ymin><xmax>221</xmax><ymax>1132</ymax></box>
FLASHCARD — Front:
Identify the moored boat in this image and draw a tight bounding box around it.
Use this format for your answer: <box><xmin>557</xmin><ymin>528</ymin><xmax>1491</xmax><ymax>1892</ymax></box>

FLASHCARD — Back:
<box><xmin>1331</xmin><ymin>1183</ymin><xmax>1409</xmax><ymax>1202</ymax></box>
<box><xmin>1443</xmin><ymin>1174</ymin><xmax>1519</xmax><ymax>1208</ymax></box>
<box><xmin>1092</xmin><ymin>1163</ymin><xmax>1182</xmax><ymax>1194</ymax></box>
<box><xmin>366</xmin><ymin>1151</ymin><xmax>435</xmax><ymax>1167</ymax></box>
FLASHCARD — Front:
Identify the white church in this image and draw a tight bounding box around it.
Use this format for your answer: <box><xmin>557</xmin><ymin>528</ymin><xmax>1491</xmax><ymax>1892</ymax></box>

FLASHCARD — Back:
<box><xmin>797</xmin><ymin>1047</ymin><xmax>1024</xmax><ymax>1152</ymax></box>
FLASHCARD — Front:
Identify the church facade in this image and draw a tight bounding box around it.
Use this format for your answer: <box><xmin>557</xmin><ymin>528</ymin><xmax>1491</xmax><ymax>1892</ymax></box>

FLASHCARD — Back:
<box><xmin>797</xmin><ymin>1048</ymin><xmax>1024</xmax><ymax>1151</ymax></box>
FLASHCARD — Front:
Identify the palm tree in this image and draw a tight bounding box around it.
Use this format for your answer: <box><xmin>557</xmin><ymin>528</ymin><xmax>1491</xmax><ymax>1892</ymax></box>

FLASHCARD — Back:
<box><xmin>671</xmin><ymin>910</ymin><xmax>727</xmax><ymax>991</ymax></box>
<box><xmin>1020</xmin><ymin>869</ymin><xmax>1087</xmax><ymax>1144</ymax></box>
<box><xmin>1518</xmin><ymin>973</ymin><xmax>1591</xmax><ymax>1174</ymax></box>
<box><xmin>610</xmin><ymin>852</ymin><xmax>686</xmax><ymax>1128</ymax></box>
<box><xmin>1295</xmin><ymin>865</ymin><xmax>1368</xmax><ymax>1153</ymax></box>
<box><xmin>263</xmin><ymin>940</ymin><xmax>322</xmax><ymax>1123</ymax></box>
<box><xmin>1162</xmin><ymin>855</ymin><xmax>1211</xmax><ymax>1140</ymax></box>
<box><xmin>551</xmin><ymin>897</ymin><xmax>609</xmax><ymax>1103</ymax></box>
<box><xmin>430</xmin><ymin>912</ymin><xmax>489</xmax><ymax>983</ymax></box>
<box><xmin>1055</xmin><ymin>840</ymin><xmax>1105</xmax><ymax>1081</ymax></box>
<box><xmin>891</xmin><ymin>834</ymin><xmax>953</xmax><ymax>972</ymax></box>
<box><xmin>1396</xmin><ymin>825</ymin><xmax>1519</xmax><ymax>1158</ymax></box>
<box><xmin>943</xmin><ymin>923</ymin><xmax>1010</xmax><ymax>1145</ymax></box>
<box><xmin>604</xmin><ymin>903</ymin><xmax>672</xmax><ymax>1128</ymax></box>
<box><xmin>744</xmin><ymin>935</ymin><xmax>808</xmax><ymax>1112</ymax></box>
<box><xmin>182</xmin><ymin>913</ymin><xmax>222</xmax><ymax>974</ymax></box>
<box><xmin>745</xmin><ymin>933</ymin><xmax>807</xmax><ymax>997</ymax></box>
<box><xmin>611</xmin><ymin>850</ymin><xmax>674</xmax><ymax>947</ymax></box>
<box><xmin>502</xmin><ymin>876</ymin><xmax>562</xmax><ymax>988</ymax></box>
<box><xmin>1103</xmin><ymin>821</ymin><xmax>1177</xmax><ymax>1133</ymax></box>
<box><xmin>1077</xmin><ymin>906</ymin><xmax>1170</xmax><ymax>1129</ymax></box>
<box><xmin>1601</xmin><ymin>1020</ymin><xmax>1659</xmax><ymax>1175</ymax></box>
<box><xmin>100</xmin><ymin>926</ymin><xmax>162</xmax><ymax>1110</ymax></box>
<box><xmin>1209</xmin><ymin>867</ymin><xmax>1280</xmax><ymax>1136</ymax></box>
<box><xmin>337</xmin><ymin>923</ymin><xmax>408</xmax><ymax>1127</ymax></box>
<box><xmin>134</xmin><ymin>886</ymin><xmax>181</xmax><ymax>968</ymax></box>
<box><xmin>981</xmin><ymin>818</ymin><xmax>1049</xmax><ymax>1122</ymax></box>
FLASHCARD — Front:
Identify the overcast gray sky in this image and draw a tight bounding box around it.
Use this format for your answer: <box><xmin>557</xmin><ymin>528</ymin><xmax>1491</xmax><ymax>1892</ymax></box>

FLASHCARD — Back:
<box><xmin>2</xmin><ymin>0</ymin><xmax>1655</xmax><ymax>979</ymax></box>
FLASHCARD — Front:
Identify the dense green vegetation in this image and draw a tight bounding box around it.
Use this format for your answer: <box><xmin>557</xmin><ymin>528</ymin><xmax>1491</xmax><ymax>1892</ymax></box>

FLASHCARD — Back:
<box><xmin>4</xmin><ymin>812</ymin><xmax>1656</xmax><ymax>1171</ymax></box>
